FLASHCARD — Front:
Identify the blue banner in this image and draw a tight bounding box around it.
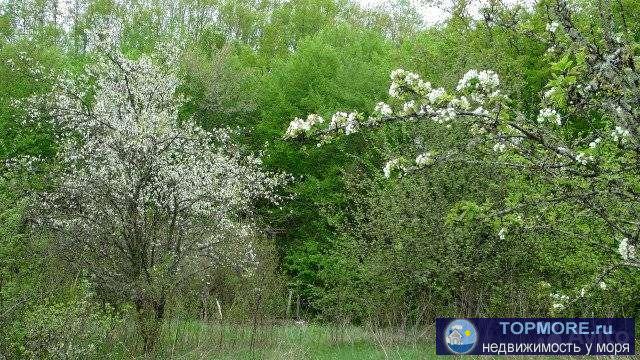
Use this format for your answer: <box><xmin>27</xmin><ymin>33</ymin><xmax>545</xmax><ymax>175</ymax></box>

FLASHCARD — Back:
<box><xmin>436</xmin><ymin>318</ymin><xmax>634</xmax><ymax>355</ymax></box>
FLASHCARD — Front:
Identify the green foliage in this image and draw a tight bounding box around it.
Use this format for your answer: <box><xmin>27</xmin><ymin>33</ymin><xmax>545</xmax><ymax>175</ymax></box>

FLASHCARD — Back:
<box><xmin>0</xmin><ymin>39</ymin><xmax>63</xmax><ymax>162</ymax></box>
<box><xmin>20</xmin><ymin>283</ymin><xmax>120</xmax><ymax>360</ymax></box>
<box><xmin>256</xmin><ymin>24</ymin><xmax>395</xmax><ymax>309</ymax></box>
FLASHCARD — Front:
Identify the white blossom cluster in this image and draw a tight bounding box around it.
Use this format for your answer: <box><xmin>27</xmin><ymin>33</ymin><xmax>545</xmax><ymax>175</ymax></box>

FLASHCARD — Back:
<box><xmin>611</xmin><ymin>126</ymin><xmax>630</xmax><ymax>142</ymax></box>
<box><xmin>546</xmin><ymin>21</ymin><xmax>560</xmax><ymax>33</ymax></box>
<box><xmin>618</xmin><ymin>237</ymin><xmax>636</xmax><ymax>262</ymax></box>
<box><xmin>537</xmin><ymin>108</ymin><xmax>562</xmax><ymax>125</ymax></box>
<box><xmin>550</xmin><ymin>292</ymin><xmax>569</xmax><ymax>311</ymax></box>
<box><xmin>415</xmin><ymin>152</ymin><xmax>434</xmax><ymax>167</ymax></box>
<box><xmin>284</xmin><ymin>68</ymin><xmax>507</xmax><ymax>178</ymax></box>
<box><xmin>389</xmin><ymin>69</ymin><xmax>433</xmax><ymax>99</ymax></box>
<box><xmin>374</xmin><ymin>102</ymin><xmax>392</xmax><ymax>116</ymax></box>
<box><xmin>383</xmin><ymin>158</ymin><xmax>406</xmax><ymax>179</ymax></box>
<box><xmin>455</xmin><ymin>69</ymin><xmax>500</xmax><ymax>93</ymax></box>
<box><xmin>383</xmin><ymin>152</ymin><xmax>436</xmax><ymax>178</ymax></box>
<box><xmin>328</xmin><ymin>112</ymin><xmax>360</xmax><ymax>135</ymax></box>
<box><xmin>284</xmin><ymin>114</ymin><xmax>324</xmax><ymax>139</ymax></box>
<box><xmin>37</xmin><ymin>44</ymin><xmax>286</xmax><ymax>291</ymax></box>
<box><xmin>284</xmin><ymin>68</ymin><xmax>504</xmax><ymax>144</ymax></box>
<box><xmin>574</xmin><ymin>152</ymin><xmax>593</xmax><ymax>165</ymax></box>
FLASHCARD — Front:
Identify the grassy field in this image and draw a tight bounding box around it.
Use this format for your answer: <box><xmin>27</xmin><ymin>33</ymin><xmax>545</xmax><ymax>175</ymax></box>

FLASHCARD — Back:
<box><xmin>105</xmin><ymin>320</ymin><xmax>433</xmax><ymax>359</ymax></box>
<box><xmin>101</xmin><ymin>320</ymin><xmax>638</xmax><ymax>359</ymax></box>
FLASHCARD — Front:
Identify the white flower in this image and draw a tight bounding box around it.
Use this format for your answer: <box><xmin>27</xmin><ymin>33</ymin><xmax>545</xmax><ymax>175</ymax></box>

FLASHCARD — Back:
<box><xmin>383</xmin><ymin>158</ymin><xmax>404</xmax><ymax>178</ymax></box>
<box><xmin>284</xmin><ymin>114</ymin><xmax>324</xmax><ymax>138</ymax></box>
<box><xmin>415</xmin><ymin>152</ymin><xmax>434</xmax><ymax>167</ymax></box>
<box><xmin>598</xmin><ymin>281</ymin><xmax>607</xmax><ymax>290</ymax></box>
<box><xmin>428</xmin><ymin>88</ymin><xmax>446</xmax><ymax>103</ymax></box>
<box><xmin>388</xmin><ymin>82</ymin><xmax>401</xmax><ymax>98</ymax></box>
<box><xmin>390</xmin><ymin>69</ymin><xmax>406</xmax><ymax>81</ymax></box>
<box><xmin>589</xmin><ymin>138</ymin><xmax>601</xmax><ymax>148</ymax></box>
<box><xmin>344</xmin><ymin>112</ymin><xmax>359</xmax><ymax>135</ymax></box>
<box><xmin>546</xmin><ymin>21</ymin><xmax>559</xmax><ymax>33</ymax></box>
<box><xmin>284</xmin><ymin>118</ymin><xmax>306</xmax><ymax>138</ymax></box>
<box><xmin>612</xmin><ymin>126</ymin><xmax>630</xmax><ymax>141</ymax></box>
<box><xmin>537</xmin><ymin>108</ymin><xmax>561</xmax><ymax>125</ymax></box>
<box><xmin>618</xmin><ymin>237</ymin><xmax>636</xmax><ymax>261</ymax></box>
<box><xmin>433</xmin><ymin>107</ymin><xmax>456</xmax><ymax>124</ymax></box>
<box><xmin>456</xmin><ymin>69</ymin><xmax>499</xmax><ymax>92</ymax></box>
<box><xmin>457</xmin><ymin>69</ymin><xmax>478</xmax><ymax>91</ymax></box>
<box><xmin>402</xmin><ymin>100</ymin><xmax>417</xmax><ymax>115</ymax></box>
<box><xmin>451</xmin><ymin>96</ymin><xmax>470</xmax><ymax>110</ymax></box>
<box><xmin>498</xmin><ymin>227</ymin><xmax>506</xmax><ymax>240</ymax></box>
<box><xmin>374</xmin><ymin>102</ymin><xmax>392</xmax><ymax>116</ymax></box>
<box><xmin>306</xmin><ymin>114</ymin><xmax>324</xmax><ymax>126</ymax></box>
<box><xmin>414</xmin><ymin>79</ymin><xmax>432</xmax><ymax>95</ymax></box>
<box><xmin>329</xmin><ymin>112</ymin><xmax>348</xmax><ymax>130</ymax></box>
<box><xmin>493</xmin><ymin>143</ymin><xmax>506</xmax><ymax>152</ymax></box>
<box><xmin>477</xmin><ymin>70</ymin><xmax>500</xmax><ymax>88</ymax></box>
<box><xmin>404</xmin><ymin>72</ymin><xmax>421</xmax><ymax>86</ymax></box>
<box><xmin>575</xmin><ymin>152</ymin><xmax>592</xmax><ymax>165</ymax></box>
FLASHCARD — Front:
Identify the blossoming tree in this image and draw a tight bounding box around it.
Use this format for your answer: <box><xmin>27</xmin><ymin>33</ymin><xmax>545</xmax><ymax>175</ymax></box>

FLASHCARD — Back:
<box><xmin>32</xmin><ymin>39</ymin><xmax>285</xmax><ymax>348</ymax></box>
<box><xmin>284</xmin><ymin>0</ymin><xmax>640</xmax><ymax>306</ymax></box>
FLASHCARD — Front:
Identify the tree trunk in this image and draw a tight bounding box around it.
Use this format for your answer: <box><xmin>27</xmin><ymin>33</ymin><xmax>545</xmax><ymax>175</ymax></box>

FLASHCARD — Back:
<box><xmin>135</xmin><ymin>296</ymin><xmax>166</xmax><ymax>353</ymax></box>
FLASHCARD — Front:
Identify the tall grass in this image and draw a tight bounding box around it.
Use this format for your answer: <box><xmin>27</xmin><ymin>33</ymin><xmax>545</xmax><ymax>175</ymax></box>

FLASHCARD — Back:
<box><xmin>102</xmin><ymin>319</ymin><xmax>432</xmax><ymax>359</ymax></box>
<box><xmin>100</xmin><ymin>319</ymin><xmax>639</xmax><ymax>359</ymax></box>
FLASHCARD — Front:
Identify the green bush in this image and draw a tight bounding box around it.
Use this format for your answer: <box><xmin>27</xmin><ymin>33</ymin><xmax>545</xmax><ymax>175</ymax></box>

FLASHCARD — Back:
<box><xmin>20</xmin><ymin>284</ymin><xmax>120</xmax><ymax>360</ymax></box>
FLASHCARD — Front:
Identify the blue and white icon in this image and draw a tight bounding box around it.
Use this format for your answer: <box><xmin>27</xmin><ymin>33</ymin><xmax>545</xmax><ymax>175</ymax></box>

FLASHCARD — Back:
<box><xmin>445</xmin><ymin>319</ymin><xmax>478</xmax><ymax>354</ymax></box>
